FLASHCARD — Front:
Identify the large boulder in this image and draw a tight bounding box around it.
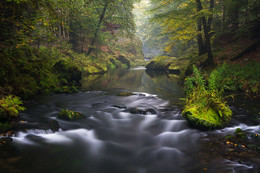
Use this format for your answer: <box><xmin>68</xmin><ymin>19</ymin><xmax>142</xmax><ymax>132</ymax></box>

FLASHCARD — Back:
<box><xmin>116</xmin><ymin>55</ymin><xmax>131</xmax><ymax>68</ymax></box>
<box><xmin>53</xmin><ymin>60</ymin><xmax>81</xmax><ymax>86</ymax></box>
<box><xmin>146</xmin><ymin>56</ymin><xmax>190</xmax><ymax>75</ymax></box>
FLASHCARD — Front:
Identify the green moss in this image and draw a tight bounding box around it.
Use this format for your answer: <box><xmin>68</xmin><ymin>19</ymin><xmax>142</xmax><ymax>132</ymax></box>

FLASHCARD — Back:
<box><xmin>57</xmin><ymin>109</ymin><xmax>84</xmax><ymax>120</ymax></box>
<box><xmin>146</xmin><ymin>56</ymin><xmax>190</xmax><ymax>75</ymax></box>
<box><xmin>109</xmin><ymin>63</ymin><xmax>116</xmax><ymax>69</ymax></box>
<box><xmin>234</xmin><ymin>128</ymin><xmax>247</xmax><ymax>139</ymax></box>
<box><xmin>182</xmin><ymin>66</ymin><xmax>232</xmax><ymax>129</ymax></box>
<box><xmin>182</xmin><ymin>101</ymin><xmax>232</xmax><ymax>128</ymax></box>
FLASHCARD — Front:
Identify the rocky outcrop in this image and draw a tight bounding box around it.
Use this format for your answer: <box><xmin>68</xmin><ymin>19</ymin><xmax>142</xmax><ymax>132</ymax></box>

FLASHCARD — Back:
<box><xmin>145</xmin><ymin>56</ymin><xmax>190</xmax><ymax>75</ymax></box>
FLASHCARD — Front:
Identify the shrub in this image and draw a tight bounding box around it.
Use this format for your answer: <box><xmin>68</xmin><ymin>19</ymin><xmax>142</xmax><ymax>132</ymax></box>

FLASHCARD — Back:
<box><xmin>0</xmin><ymin>95</ymin><xmax>25</xmax><ymax>120</ymax></box>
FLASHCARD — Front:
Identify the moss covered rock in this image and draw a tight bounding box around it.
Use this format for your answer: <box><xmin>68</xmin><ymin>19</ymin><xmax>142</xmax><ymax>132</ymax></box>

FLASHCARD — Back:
<box><xmin>182</xmin><ymin>103</ymin><xmax>232</xmax><ymax>129</ymax></box>
<box><xmin>234</xmin><ymin>128</ymin><xmax>247</xmax><ymax>139</ymax></box>
<box><xmin>57</xmin><ymin>109</ymin><xmax>84</xmax><ymax>120</ymax></box>
<box><xmin>146</xmin><ymin>56</ymin><xmax>190</xmax><ymax>75</ymax></box>
<box><xmin>182</xmin><ymin>65</ymin><xmax>232</xmax><ymax>129</ymax></box>
<box><xmin>53</xmin><ymin>60</ymin><xmax>82</xmax><ymax>86</ymax></box>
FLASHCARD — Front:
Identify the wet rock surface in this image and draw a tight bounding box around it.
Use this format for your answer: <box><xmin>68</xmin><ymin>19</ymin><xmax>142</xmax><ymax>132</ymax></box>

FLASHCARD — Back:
<box><xmin>199</xmin><ymin>128</ymin><xmax>260</xmax><ymax>172</ymax></box>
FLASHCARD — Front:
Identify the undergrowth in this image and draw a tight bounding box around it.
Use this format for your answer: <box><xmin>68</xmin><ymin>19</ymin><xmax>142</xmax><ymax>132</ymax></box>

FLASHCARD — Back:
<box><xmin>183</xmin><ymin>65</ymin><xmax>232</xmax><ymax>129</ymax></box>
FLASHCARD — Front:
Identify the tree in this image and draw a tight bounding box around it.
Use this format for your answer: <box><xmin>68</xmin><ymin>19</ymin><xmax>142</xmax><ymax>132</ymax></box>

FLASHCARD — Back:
<box><xmin>196</xmin><ymin>0</ymin><xmax>214</xmax><ymax>66</ymax></box>
<box><xmin>147</xmin><ymin>0</ymin><xmax>215</xmax><ymax>65</ymax></box>
<box><xmin>87</xmin><ymin>0</ymin><xmax>110</xmax><ymax>55</ymax></box>
<box><xmin>86</xmin><ymin>0</ymin><xmax>136</xmax><ymax>56</ymax></box>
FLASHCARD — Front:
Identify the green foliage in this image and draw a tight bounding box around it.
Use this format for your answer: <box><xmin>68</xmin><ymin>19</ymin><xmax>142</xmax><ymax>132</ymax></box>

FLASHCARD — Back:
<box><xmin>0</xmin><ymin>47</ymin><xmax>61</xmax><ymax>97</ymax></box>
<box><xmin>208</xmin><ymin>64</ymin><xmax>228</xmax><ymax>91</ymax></box>
<box><xmin>0</xmin><ymin>95</ymin><xmax>25</xmax><ymax>120</ymax></box>
<box><xmin>57</xmin><ymin>109</ymin><xmax>84</xmax><ymax>120</ymax></box>
<box><xmin>183</xmin><ymin>65</ymin><xmax>232</xmax><ymax>129</ymax></box>
<box><xmin>0</xmin><ymin>122</ymin><xmax>12</xmax><ymax>132</ymax></box>
<box><xmin>54</xmin><ymin>86</ymin><xmax>78</xmax><ymax>94</ymax></box>
<box><xmin>208</xmin><ymin>62</ymin><xmax>260</xmax><ymax>94</ymax></box>
<box><xmin>226</xmin><ymin>62</ymin><xmax>260</xmax><ymax>93</ymax></box>
<box><xmin>184</xmin><ymin>65</ymin><xmax>206</xmax><ymax>95</ymax></box>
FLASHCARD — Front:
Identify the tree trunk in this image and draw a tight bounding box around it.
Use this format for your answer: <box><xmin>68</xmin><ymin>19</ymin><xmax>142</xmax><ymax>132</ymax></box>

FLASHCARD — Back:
<box><xmin>197</xmin><ymin>19</ymin><xmax>206</xmax><ymax>55</ymax></box>
<box><xmin>222</xmin><ymin>0</ymin><xmax>226</xmax><ymax>31</ymax></box>
<box><xmin>87</xmin><ymin>1</ymin><xmax>109</xmax><ymax>56</ymax></box>
<box><xmin>196</xmin><ymin>0</ymin><xmax>214</xmax><ymax>66</ymax></box>
<box><xmin>245</xmin><ymin>0</ymin><xmax>248</xmax><ymax>24</ymax></box>
<box><xmin>231</xmin><ymin>1</ymin><xmax>239</xmax><ymax>31</ymax></box>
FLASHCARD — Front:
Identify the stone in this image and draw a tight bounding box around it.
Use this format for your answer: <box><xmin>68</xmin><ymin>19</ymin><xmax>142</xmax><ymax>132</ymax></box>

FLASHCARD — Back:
<box><xmin>48</xmin><ymin>120</ymin><xmax>60</xmax><ymax>132</ymax></box>
<box><xmin>0</xmin><ymin>137</ymin><xmax>13</xmax><ymax>145</ymax></box>
<box><xmin>57</xmin><ymin>109</ymin><xmax>85</xmax><ymax>120</ymax></box>
<box><xmin>234</xmin><ymin>128</ymin><xmax>247</xmax><ymax>139</ymax></box>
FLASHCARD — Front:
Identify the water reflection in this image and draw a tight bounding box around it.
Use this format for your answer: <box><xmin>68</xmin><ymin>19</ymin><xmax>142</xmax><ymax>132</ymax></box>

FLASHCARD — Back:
<box><xmin>81</xmin><ymin>67</ymin><xmax>184</xmax><ymax>104</ymax></box>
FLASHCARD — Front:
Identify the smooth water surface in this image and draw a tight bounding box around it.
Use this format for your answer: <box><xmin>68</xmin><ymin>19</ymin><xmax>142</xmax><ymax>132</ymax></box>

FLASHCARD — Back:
<box><xmin>1</xmin><ymin>67</ymin><xmax>259</xmax><ymax>173</ymax></box>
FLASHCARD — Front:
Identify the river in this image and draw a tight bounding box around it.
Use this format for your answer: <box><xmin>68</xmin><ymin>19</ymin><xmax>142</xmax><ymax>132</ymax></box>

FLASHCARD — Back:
<box><xmin>1</xmin><ymin>67</ymin><xmax>259</xmax><ymax>173</ymax></box>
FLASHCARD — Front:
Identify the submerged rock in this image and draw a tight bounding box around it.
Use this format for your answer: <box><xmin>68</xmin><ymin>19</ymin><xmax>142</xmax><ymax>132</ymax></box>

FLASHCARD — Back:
<box><xmin>57</xmin><ymin>109</ymin><xmax>85</xmax><ymax>120</ymax></box>
<box><xmin>116</xmin><ymin>92</ymin><xmax>135</xmax><ymax>96</ymax></box>
<box><xmin>25</xmin><ymin>134</ymin><xmax>45</xmax><ymax>143</ymax></box>
<box><xmin>0</xmin><ymin>137</ymin><xmax>13</xmax><ymax>145</ymax></box>
<box><xmin>128</xmin><ymin>107</ymin><xmax>156</xmax><ymax>115</ymax></box>
<box><xmin>48</xmin><ymin>120</ymin><xmax>60</xmax><ymax>132</ymax></box>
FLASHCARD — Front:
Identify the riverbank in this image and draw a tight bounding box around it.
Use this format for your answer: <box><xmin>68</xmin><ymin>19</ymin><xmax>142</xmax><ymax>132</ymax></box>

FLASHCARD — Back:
<box><xmin>145</xmin><ymin>34</ymin><xmax>259</xmax><ymax>129</ymax></box>
<box><xmin>0</xmin><ymin>34</ymin><xmax>145</xmax><ymax>132</ymax></box>
<box><xmin>0</xmin><ymin>67</ymin><xmax>259</xmax><ymax>172</ymax></box>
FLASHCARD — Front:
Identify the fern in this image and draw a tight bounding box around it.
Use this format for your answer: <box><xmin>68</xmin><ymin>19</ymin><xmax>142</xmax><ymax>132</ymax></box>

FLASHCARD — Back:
<box><xmin>208</xmin><ymin>63</ymin><xmax>228</xmax><ymax>92</ymax></box>
<box><xmin>192</xmin><ymin>65</ymin><xmax>205</xmax><ymax>88</ymax></box>
<box><xmin>0</xmin><ymin>95</ymin><xmax>25</xmax><ymax>120</ymax></box>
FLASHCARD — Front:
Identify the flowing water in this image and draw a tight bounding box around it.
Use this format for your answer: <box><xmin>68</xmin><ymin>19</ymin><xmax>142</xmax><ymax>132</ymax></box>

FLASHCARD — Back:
<box><xmin>1</xmin><ymin>67</ymin><xmax>259</xmax><ymax>173</ymax></box>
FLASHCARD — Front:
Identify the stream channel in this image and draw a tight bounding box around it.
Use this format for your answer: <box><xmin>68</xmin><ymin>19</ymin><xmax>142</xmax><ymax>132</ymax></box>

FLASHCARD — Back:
<box><xmin>2</xmin><ymin>67</ymin><xmax>260</xmax><ymax>173</ymax></box>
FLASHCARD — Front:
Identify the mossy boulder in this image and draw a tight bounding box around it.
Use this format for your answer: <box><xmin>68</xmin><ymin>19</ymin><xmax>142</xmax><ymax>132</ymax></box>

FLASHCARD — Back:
<box><xmin>182</xmin><ymin>104</ymin><xmax>232</xmax><ymax>129</ymax></box>
<box><xmin>146</xmin><ymin>56</ymin><xmax>190</xmax><ymax>75</ymax></box>
<box><xmin>83</xmin><ymin>63</ymin><xmax>106</xmax><ymax>74</ymax></box>
<box><xmin>53</xmin><ymin>60</ymin><xmax>81</xmax><ymax>86</ymax></box>
<box><xmin>57</xmin><ymin>109</ymin><xmax>84</xmax><ymax>120</ymax></box>
<box><xmin>182</xmin><ymin>65</ymin><xmax>232</xmax><ymax>129</ymax></box>
<box><xmin>116</xmin><ymin>55</ymin><xmax>131</xmax><ymax>68</ymax></box>
<box><xmin>168</xmin><ymin>58</ymin><xmax>190</xmax><ymax>75</ymax></box>
<box><xmin>145</xmin><ymin>56</ymin><xmax>172</xmax><ymax>71</ymax></box>
<box><xmin>234</xmin><ymin>128</ymin><xmax>247</xmax><ymax>139</ymax></box>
